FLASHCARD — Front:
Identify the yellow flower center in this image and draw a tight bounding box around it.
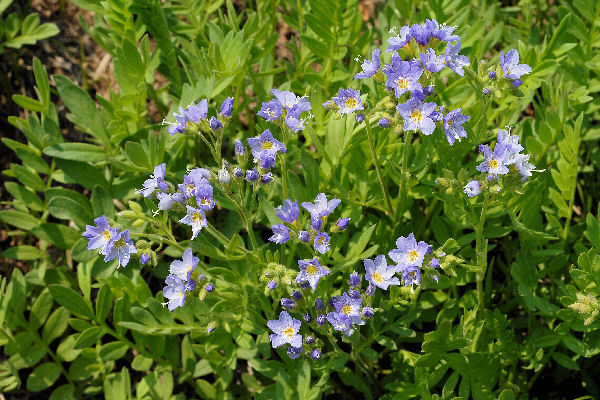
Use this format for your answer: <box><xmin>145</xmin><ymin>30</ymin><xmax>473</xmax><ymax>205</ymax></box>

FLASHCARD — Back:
<box><xmin>396</xmin><ymin>78</ymin><xmax>409</xmax><ymax>89</ymax></box>
<box><xmin>114</xmin><ymin>238</ymin><xmax>125</xmax><ymax>249</ymax></box>
<box><xmin>186</xmin><ymin>184</ymin><xmax>195</xmax><ymax>195</ymax></box>
<box><xmin>447</xmin><ymin>119</ymin><xmax>453</xmax><ymax>126</ymax></box>
<box><xmin>409</xmin><ymin>270</ymin><xmax>416</xmax><ymax>278</ymax></box>
<box><xmin>488</xmin><ymin>160</ymin><xmax>498</xmax><ymax>170</ymax></box>
<box><xmin>345</xmin><ymin>98</ymin><xmax>357</xmax><ymax>109</ymax></box>
<box><xmin>192</xmin><ymin>212</ymin><xmax>204</xmax><ymax>224</ymax></box>
<box><xmin>262</xmin><ymin>142</ymin><xmax>273</xmax><ymax>150</ymax></box>
<box><xmin>102</xmin><ymin>230</ymin><xmax>112</xmax><ymax>240</ymax></box>
<box><xmin>317</xmin><ymin>236</ymin><xmax>326</xmax><ymax>245</ymax></box>
<box><xmin>200</xmin><ymin>198</ymin><xmax>210</xmax><ymax>206</ymax></box>
<box><xmin>408</xmin><ymin>250</ymin><xmax>419</xmax><ymax>263</ymax></box>
<box><xmin>411</xmin><ymin>110</ymin><xmax>423</xmax><ymax>122</ymax></box>
<box><xmin>307</xmin><ymin>264</ymin><xmax>318</xmax><ymax>275</ymax></box>
<box><xmin>341</xmin><ymin>305</ymin><xmax>352</xmax><ymax>315</ymax></box>
<box><xmin>372</xmin><ymin>272</ymin><xmax>383</xmax><ymax>283</ymax></box>
<box><xmin>283</xmin><ymin>327</ymin><xmax>295</xmax><ymax>338</ymax></box>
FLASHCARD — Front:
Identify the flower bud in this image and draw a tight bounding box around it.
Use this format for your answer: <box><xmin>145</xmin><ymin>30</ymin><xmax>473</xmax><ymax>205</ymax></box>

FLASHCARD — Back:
<box><xmin>310</xmin><ymin>349</ymin><xmax>321</xmax><ymax>360</ymax></box>
<box><xmin>362</xmin><ymin>307</ymin><xmax>374</xmax><ymax>318</ymax></box>
<box><xmin>315</xmin><ymin>298</ymin><xmax>324</xmax><ymax>310</ymax></box>
<box><xmin>281</xmin><ymin>298</ymin><xmax>295</xmax><ymax>309</ymax></box>
<box><xmin>298</xmin><ymin>230</ymin><xmax>310</xmax><ymax>243</ymax></box>
<box><xmin>349</xmin><ymin>271</ymin><xmax>361</xmax><ymax>288</ymax></box>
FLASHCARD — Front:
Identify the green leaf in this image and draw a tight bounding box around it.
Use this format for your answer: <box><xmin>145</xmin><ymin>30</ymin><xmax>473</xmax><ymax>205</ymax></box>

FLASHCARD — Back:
<box><xmin>48</xmin><ymin>196</ymin><xmax>93</xmax><ymax>228</ymax></box>
<box><xmin>12</xmin><ymin>94</ymin><xmax>46</xmax><ymax>112</ymax></box>
<box><xmin>95</xmin><ymin>284</ymin><xmax>113</xmax><ymax>322</ymax></box>
<box><xmin>54</xmin><ymin>158</ymin><xmax>109</xmax><ymax>191</ymax></box>
<box><xmin>4</xmin><ymin>182</ymin><xmax>44</xmax><ymax>211</ymax></box>
<box><xmin>26</xmin><ymin>363</ymin><xmax>61</xmax><ymax>392</ymax></box>
<box><xmin>32</xmin><ymin>223</ymin><xmax>80</xmax><ymax>249</ymax></box>
<box><xmin>132</xmin><ymin>354</ymin><xmax>153</xmax><ymax>371</ymax></box>
<box><xmin>42</xmin><ymin>307</ymin><xmax>70</xmax><ymax>345</ymax></box>
<box><xmin>297</xmin><ymin>360</ymin><xmax>311</xmax><ymax>400</ymax></box>
<box><xmin>73</xmin><ymin>326</ymin><xmax>104</xmax><ymax>349</ymax></box>
<box><xmin>98</xmin><ymin>341</ymin><xmax>129</xmax><ymax>361</ymax></box>
<box><xmin>552</xmin><ymin>352</ymin><xmax>580</xmax><ymax>370</ymax></box>
<box><xmin>0</xmin><ymin>209</ymin><xmax>39</xmax><ymax>230</ymax></box>
<box><xmin>586</xmin><ymin>213</ymin><xmax>600</xmax><ymax>249</ymax></box>
<box><xmin>92</xmin><ymin>185</ymin><xmax>115</xmax><ymax>218</ymax></box>
<box><xmin>124</xmin><ymin>141</ymin><xmax>150</xmax><ymax>169</ymax></box>
<box><xmin>43</xmin><ymin>143</ymin><xmax>108</xmax><ymax>162</ymax></box>
<box><xmin>29</xmin><ymin>290</ymin><xmax>53</xmax><ymax>329</ymax></box>
<box><xmin>48</xmin><ymin>284</ymin><xmax>94</xmax><ymax>319</ymax></box>
<box><xmin>49</xmin><ymin>384</ymin><xmax>75</xmax><ymax>400</ymax></box>
<box><xmin>8</xmin><ymin>163</ymin><xmax>46</xmax><ymax>191</ymax></box>
<box><xmin>2</xmin><ymin>245</ymin><xmax>42</xmax><ymax>260</ymax></box>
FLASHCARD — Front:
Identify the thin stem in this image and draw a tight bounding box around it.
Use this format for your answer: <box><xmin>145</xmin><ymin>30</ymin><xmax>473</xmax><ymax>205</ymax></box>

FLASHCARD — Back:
<box><xmin>280</xmin><ymin>128</ymin><xmax>289</xmax><ymax>200</ymax></box>
<box><xmin>397</xmin><ymin>130</ymin><xmax>414</xmax><ymax>218</ymax></box>
<box><xmin>364</xmin><ymin>117</ymin><xmax>394</xmax><ymax>219</ymax></box>
<box><xmin>475</xmin><ymin>193</ymin><xmax>489</xmax><ymax>320</ymax></box>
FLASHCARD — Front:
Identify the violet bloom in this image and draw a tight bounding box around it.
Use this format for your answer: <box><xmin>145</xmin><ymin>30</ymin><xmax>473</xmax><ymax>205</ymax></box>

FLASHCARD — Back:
<box><xmin>385</xmin><ymin>60</ymin><xmax>423</xmax><ymax>98</ymax></box>
<box><xmin>185</xmin><ymin>278</ymin><xmax>197</xmax><ymax>291</ymax></box>
<box><xmin>336</xmin><ymin>218</ymin><xmax>350</xmax><ymax>230</ymax></box>
<box><xmin>269</xmin><ymin>224</ymin><xmax>290</xmax><ymax>244</ymax></box>
<box><xmin>179</xmin><ymin>205</ymin><xmax>208</xmax><ymax>239</ymax></box>
<box><xmin>163</xmin><ymin>275</ymin><xmax>186</xmax><ymax>311</ymax></box>
<box><xmin>430</xmin><ymin>258</ymin><xmax>441</xmax><ymax>268</ymax></box>
<box><xmin>410</xmin><ymin>23</ymin><xmax>432</xmax><ymax>46</ymax></box>
<box><xmin>245</xmin><ymin>168</ymin><xmax>259</xmax><ymax>182</ymax></box>
<box><xmin>364</xmin><ymin>254</ymin><xmax>401</xmax><ymax>290</ymax></box>
<box><xmin>326</xmin><ymin>312</ymin><xmax>353</xmax><ymax>333</ymax></box>
<box><xmin>281</xmin><ymin>298</ymin><xmax>295</xmax><ymax>309</ymax></box>
<box><xmin>443</xmin><ymin>108</ymin><xmax>470</xmax><ymax>146</ymax></box>
<box><xmin>298</xmin><ymin>230</ymin><xmax>310</xmax><ymax>243</ymax></box>
<box><xmin>261</xmin><ymin>172</ymin><xmax>273</xmax><ymax>184</ymax></box>
<box><xmin>284</xmin><ymin>108</ymin><xmax>307</xmax><ymax>133</ymax></box>
<box><xmin>332</xmin><ymin>292</ymin><xmax>362</xmax><ymax>318</ymax></box>
<box><xmin>205</xmin><ymin>283</ymin><xmax>214</xmax><ymax>292</ymax></box>
<box><xmin>103</xmin><ymin>229</ymin><xmax>137</xmax><ymax>268</ymax></box>
<box><xmin>219</xmin><ymin>97</ymin><xmax>233</xmax><ymax>117</ymax></box>
<box><xmin>270</xmin><ymin>89</ymin><xmax>311</xmax><ymax>112</ymax></box>
<box><xmin>387</xmin><ymin>25</ymin><xmax>412</xmax><ymax>53</ymax></box>
<box><xmin>234</xmin><ymin>139</ymin><xmax>246</xmax><ymax>156</ymax></box>
<box><xmin>140</xmin><ymin>253</ymin><xmax>150</xmax><ymax>265</ymax></box>
<box><xmin>277</xmin><ymin>199</ymin><xmax>300</xmax><ymax>224</ymax></box>
<box><xmin>315</xmin><ymin>298</ymin><xmax>324</xmax><ymax>310</ymax></box>
<box><xmin>354</xmin><ymin>48</ymin><xmax>381</xmax><ymax>79</ymax></box>
<box><xmin>378</xmin><ymin>118</ymin><xmax>390</xmax><ymax>127</ymax></box>
<box><xmin>157</xmin><ymin>192</ymin><xmax>185</xmax><ymax>211</ymax></box>
<box><xmin>140</xmin><ymin>163</ymin><xmax>169</xmax><ymax>198</ymax></box>
<box><xmin>349</xmin><ymin>271</ymin><xmax>361</xmax><ymax>288</ymax></box>
<box><xmin>396</xmin><ymin>98</ymin><xmax>437</xmax><ymax>135</ymax></box>
<box><xmin>464</xmin><ymin>180</ymin><xmax>482</xmax><ymax>197</ymax></box>
<box><xmin>362</xmin><ymin>307</ymin><xmax>374</xmax><ymax>318</ymax></box>
<box><xmin>476</xmin><ymin>144</ymin><xmax>510</xmax><ymax>179</ymax></box>
<box><xmin>233</xmin><ymin>167</ymin><xmax>243</xmax><ymax>178</ymax></box>
<box><xmin>514</xmin><ymin>154</ymin><xmax>538</xmax><ymax>181</ymax></box>
<box><xmin>267</xmin><ymin>311</ymin><xmax>302</xmax><ymax>348</ymax></box>
<box><xmin>389</xmin><ymin>233</ymin><xmax>430</xmax><ymax>268</ymax></box>
<box><xmin>313</xmin><ymin>232</ymin><xmax>331</xmax><ymax>254</ymax></box>
<box><xmin>168</xmin><ymin>106</ymin><xmax>187</xmax><ymax>135</ymax></box>
<box><xmin>426</xmin><ymin>19</ymin><xmax>460</xmax><ymax>42</ymax></box>
<box><xmin>247</xmin><ymin>129</ymin><xmax>286</xmax><ymax>160</ymax></box>
<box><xmin>195</xmin><ymin>182</ymin><xmax>216</xmax><ymax>210</ymax></box>
<box><xmin>301</xmin><ymin>193</ymin><xmax>341</xmax><ymax>219</ymax></box>
<box><xmin>497</xmin><ymin>129</ymin><xmax>524</xmax><ymax>163</ymax></box>
<box><xmin>209</xmin><ymin>116</ymin><xmax>222</xmax><ymax>130</ymax></box>
<box><xmin>207</xmin><ymin>322</ymin><xmax>216</xmax><ymax>333</ymax></box>
<box><xmin>267</xmin><ymin>280</ymin><xmax>277</xmax><ymax>290</ymax></box>
<box><xmin>287</xmin><ymin>346</ymin><xmax>303</xmax><ymax>359</ymax></box>
<box><xmin>184</xmin><ymin>100</ymin><xmax>208</xmax><ymax>123</ymax></box>
<box><xmin>169</xmin><ymin>248</ymin><xmax>199</xmax><ymax>281</ymax></box>
<box><xmin>310</xmin><ymin>349</ymin><xmax>321</xmax><ymax>360</ymax></box>
<box><xmin>419</xmin><ymin>48</ymin><xmax>446</xmax><ymax>73</ymax></box>
<box><xmin>258</xmin><ymin>99</ymin><xmax>283</xmax><ymax>121</ymax></box>
<box><xmin>444</xmin><ymin>42</ymin><xmax>470</xmax><ymax>76</ymax></box>
<box><xmin>401</xmin><ymin>265</ymin><xmax>421</xmax><ymax>289</ymax></box>
<box><xmin>303</xmin><ymin>313</ymin><xmax>313</xmax><ymax>323</ymax></box>
<box><xmin>296</xmin><ymin>258</ymin><xmax>330</xmax><ymax>290</ymax></box>
<box><xmin>332</xmin><ymin>88</ymin><xmax>364</xmax><ymax>115</ymax></box>
<box><xmin>83</xmin><ymin>215</ymin><xmax>118</xmax><ymax>254</ymax></box>
<box><xmin>500</xmin><ymin>49</ymin><xmax>532</xmax><ymax>81</ymax></box>
<box><xmin>258</xmin><ymin>152</ymin><xmax>276</xmax><ymax>170</ymax></box>
<box><xmin>310</xmin><ymin>215</ymin><xmax>323</xmax><ymax>231</ymax></box>
<box><xmin>178</xmin><ymin>168</ymin><xmax>211</xmax><ymax>199</ymax></box>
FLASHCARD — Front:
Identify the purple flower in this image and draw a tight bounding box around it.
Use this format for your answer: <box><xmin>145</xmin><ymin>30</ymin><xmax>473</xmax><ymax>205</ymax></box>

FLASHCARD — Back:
<box><xmin>258</xmin><ymin>152</ymin><xmax>276</xmax><ymax>170</ymax></box>
<box><xmin>233</xmin><ymin>167</ymin><xmax>243</xmax><ymax>178</ymax></box>
<box><xmin>220</xmin><ymin>97</ymin><xmax>233</xmax><ymax>117</ymax></box>
<box><xmin>301</xmin><ymin>193</ymin><xmax>341</xmax><ymax>219</ymax></box>
<box><xmin>336</xmin><ymin>218</ymin><xmax>350</xmax><ymax>230</ymax></box>
<box><xmin>209</xmin><ymin>116</ymin><xmax>222</xmax><ymax>130</ymax></box>
<box><xmin>281</xmin><ymin>298</ymin><xmax>296</xmax><ymax>309</ymax></box>
<box><xmin>349</xmin><ymin>289</ymin><xmax>361</xmax><ymax>300</ymax></box>
<box><xmin>362</xmin><ymin>307</ymin><xmax>374</xmax><ymax>318</ymax></box>
<box><xmin>443</xmin><ymin>108</ymin><xmax>470</xmax><ymax>145</ymax></box>
<box><xmin>310</xmin><ymin>215</ymin><xmax>323</xmax><ymax>231</ymax></box>
<box><xmin>168</xmin><ymin>108</ymin><xmax>186</xmax><ymax>135</ymax></box>
<box><xmin>356</xmin><ymin>114</ymin><xmax>364</xmax><ymax>123</ymax></box>
<box><xmin>389</xmin><ymin>233</ymin><xmax>430</xmax><ymax>268</ymax></box>
<box><xmin>179</xmin><ymin>205</ymin><xmax>208</xmax><ymax>239</ymax></box>
<box><xmin>430</xmin><ymin>258</ymin><xmax>441</xmax><ymax>268</ymax></box>
<box><xmin>315</xmin><ymin>298</ymin><xmax>324</xmax><ymax>310</ymax></box>
<box><xmin>410</xmin><ymin>22</ymin><xmax>432</xmax><ymax>46</ymax></box>
<box><xmin>313</xmin><ymin>232</ymin><xmax>331</xmax><ymax>254</ymax></box>
<box><xmin>426</xmin><ymin>19</ymin><xmax>460</xmax><ymax>42</ymax></box>
<box><xmin>511</xmin><ymin>79</ymin><xmax>522</xmax><ymax>88</ymax></box>
<box><xmin>476</xmin><ymin>144</ymin><xmax>510</xmax><ymax>179</ymax></box>
<box><xmin>157</xmin><ymin>192</ymin><xmax>185</xmax><ymax>211</ymax></box>
<box><xmin>287</xmin><ymin>346</ymin><xmax>303</xmax><ymax>359</ymax></box>
<box><xmin>423</xmin><ymin>85</ymin><xmax>434</xmax><ymax>96</ymax></box>
<box><xmin>354</xmin><ymin>48</ymin><xmax>381</xmax><ymax>79</ymax></box>
<box><xmin>326</xmin><ymin>312</ymin><xmax>353</xmax><ymax>332</ymax></box>
<box><xmin>277</xmin><ymin>199</ymin><xmax>299</xmax><ymax>224</ymax></box>
<box><xmin>419</xmin><ymin>48</ymin><xmax>446</xmax><ymax>73</ymax></box>
<box><xmin>385</xmin><ymin>60</ymin><xmax>423</xmax><ymax>98</ymax></box>
<box><xmin>298</xmin><ymin>230</ymin><xmax>310</xmax><ymax>243</ymax></box>
<box><xmin>205</xmin><ymin>283</ymin><xmax>214</xmax><ymax>293</ymax></box>
<box><xmin>349</xmin><ymin>271</ymin><xmax>361</xmax><ymax>288</ymax></box>
<box><xmin>218</xmin><ymin>167</ymin><xmax>230</xmax><ymax>185</ymax></box>
<box><xmin>245</xmin><ymin>168</ymin><xmax>259</xmax><ymax>182</ymax></box>
<box><xmin>284</xmin><ymin>110</ymin><xmax>307</xmax><ymax>133</ymax></box>
<box><xmin>464</xmin><ymin>180</ymin><xmax>481</xmax><ymax>197</ymax></box>
<box><xmin>269</xmin><ymin>224</ymin><xmax>290</xmax><ymax>244</ymax></box>
<box><xmin>514</xmin><ymin>154</ymin><xmax>538</xmax><ymax>181</ymax></box>
<box><xmin>482</xmin><ymin>88</ymin><xmax>490</xmax><ymax>95</ymax></box>
<box><xmin>195</xmin><ymin>182</ymin><xmax>216</xmax><ymax>210</ymax></box>
<box><xmin>169</xmin><ymin>248</ymin><xmax>199</xmax><ymax>281</ymax></box>
<box><xmin>303</xmin><ymin>313</ymin><xmax>312</xmax><ymax>322</ymax></box>
<box><xmin>497</xmin><ymin>129</ymin><xmax>524</xmax><ymax>162</ymax></box>
<box><xmin>332</xmin><ymin>88</ymin><xmax>364</xmax><ymax>115</ymax></box>
<box><xmin>316</xmin><ymin>314</ymin><xmax>326</xmax><ymax>325</ymax></box>
<box><xmin>234</xmin><ymin>139</ymin><xmax>246</xmax><ymax>156</ymax></box>
<box><xmin>500</xmin><ymin>49</ymin><xmax>532</xmax><ymax>81</ymax></box>
<box><xmin>184</xmin><ymin>100</ymin><xmax>208</xmax><ymax>123</ymax></box>
<box><xmin>332</xmin><ymin>292</ymin><xmax>362</xmax><ymax>318</ymax></box>
<box><xmin>310</xmin><ymin>349</ymin><xmax>321</xmax><ymax>360</ymax></box>
<box><xmin>140</xmin><ymin>163</ymin><xmax>169</xmax><ymax>197</ymax></box>
<box><xmin>387</xmin><ymin>25</ymin><xmax>412</xmax><ymax>53</ymax></box>
<box><xmin>396</xmin><ymin>98</ymin><xmax>437</xmax><ymax>135</ymax></box>
<box><xmin>366</xmin><ymin>283</ymin><xmax>376</xmax><ymax>297</ymax></box>
<box><xmin>258</xmin><ymin>99</ymin><xmax>283</xmax><ymax>121</ymax></box>
<box><xmin>267</xmin><ymin>311</ymin><xmax>302</xmax><ymax>348</ymax></box>
<box><xmin>444</xmin><ymin>42</ymin><xmax>470</xmax><ymax>76</ymax></box>
<box><xmin>83</xmin><ymin>215</ymin><xmax>119</xmax><ymax>254</ymax></box>
<box><xmin>185</xmin><ymin>278</ymin><xmax>197</xmax><ymax>291</ymax></box>
<box><xmin>378</xmin><ymin>118</ymin><xmax>390</xmax><ymax>127</ymax></box>
<box><xmin>178</xmin><ymin>168</ymin><xmax>211</xmax><ymax>198</ymax></box>
<box><xmin>267</xmin><ymin>280</ymin><xmax>277</xmax><ymax>290</ymax></box>
<box><xmin>247</xmin><ymin>129</ymin><xmax>286</xmax><ymax>160</ymax></box>
<box><xmin>296</xmin><ymin>258</ymin><xmax>330</xmax><ymax>290</ymax></box>
<box><xmin>140</xmin><ymin>253</ymin><xmax>150</xmax><ymax>265</ymax></box>
<box><xmin>364</xmin><ymin>255</ymin><xmax>401</xmax><ymax>290</ymax></box>
<box><xmin>400</xmin><ymin>265</ymin><xmax>421</xmax><ymax>288</ymax></box>
<box><xmin>207</xmin><ymin>322</ymin><xmax>216</xmax><ymax>333</ymax></box>
<box><xmin>488</xmin><ymin>71</ymin><xmax>497</xmax><ymax>79</ymax></box>
<box><xmin>270</xmin><ymin>89</ymin><xmax>310</xmax><ymax>111</ymax></box>
<box><xmin>291</xmin><ymin>290</ymin><xmax>303</xmax><ymax>300</ymax></box>
<box><xmin>163</xmin><ymin>275</ymin><xmax>186</xmax><ymax>311</ymax></box>
<box><xmin>261</xmin><ymin>172</ymin><xmax>273</xmax><ymax>184</ymax></box>
<box><xmin>103</xmin><ymin>229</ymin><xmax>137</xmax><ymax>268</ymax></box>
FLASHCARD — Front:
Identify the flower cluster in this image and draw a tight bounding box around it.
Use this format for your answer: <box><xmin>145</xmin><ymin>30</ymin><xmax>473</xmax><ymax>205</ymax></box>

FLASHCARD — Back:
<box><xmin>258</xmin><ymin>89</ymin><xmax>312</xmax><ymax>133</ymax></box>
<box><xmin>464</xmin><ymin>128</ymin><xmax>541</xmax><ymax>197</ymax></box>
<box><xmin>165</xmin><ymin>97</ymin><xmax>233</xmax><ymax>135</ymax></box>
<box><xmin>162</xmin><ymin>248</ymin><xmax>213</xmax><ymax>311</ymax></box>
<box><xmin>82</xmin><ymin>215</ymin><xmax>137</xmax><ymax>268</ymax></box>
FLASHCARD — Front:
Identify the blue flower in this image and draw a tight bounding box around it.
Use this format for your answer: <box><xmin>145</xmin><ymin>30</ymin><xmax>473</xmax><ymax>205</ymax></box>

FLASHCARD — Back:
<box><xmin>185</xmin><ymin>278</ymin><xmax>197</xmax><ymax>291</ymax></box>
<box><xmin>267</xmin><ymin>280</ymin><xmax>277</xmax><ymax>290</ymax></box>
<box><xmin>195</xmin><ymin>182</ymin><xmax>216</xmax><ymax>210</ymax></box>
<box><xmin>296</xmin><ymin>258</ymin><xmax>330</xmax><ymax>290</ymax></box>
<box><xmin>261</xmin><ymin>172</ymin><xmax>274</xmax><ymax>184</ymax></box>
<box><xmin>331</xmin><ymin>88</ymin><xmax>364</xmax><ymax>115</ymax></box>
<box><xmin>258</xmin><ymin>152</ymin><xmax>276</xmax><ymax>170</ymax></box>
<box><xmin>315</xmin><ymin>298</ymin><xmax>324</xmax><ymax>310</ymax></box>
<box><xmin>184</xmin><ymin>100</ymin><xmax>208</xmax><ymax>123</ymax></box>
<box><xmin>168</xmin><ymin>106</ymin><xmax>187</xmax><ymax>135</ymax></box>
<box><xmin>207</xmin><ymin>322</ymin><xmax>216</xmax><ymax>333</ymax></box>
<box><xmin>258</xmin><ymin>99</ymin><xmax>283</xmax><ymax>121</ymax></box>
<box><xmin>233</xmin><ymin>167</ymin><xmax>243</xmax><ymax>178</ymax></box>
<box><xmin>364</xmin><ymin>255</ymin><xmax>401</xmax><ymax>290</ymax></box>
<box><xmin>291</xmin><ymin>290</ymin><xmax>303</xmax><ymax>300</ymax></box>
<box><xmin>245</xmin><ymin>168</ymin><xmax>259</xmax><ymax>182</ymax></box>
<box><xmin>269</xmin><ymin>224</ymin><xmax>290</xmax><ymax>244</ymax></box>
<box><xmin>169</xmin><ymin>248</ymin><xmax>199</xmax><ymax>281</ymax></box>
<box><xmin>316</xmin><ymin>314</ymin><xmax>326</xmax><ymax>325</ymax></box>
<box><xmin>464</xmin><ymin>180</ymin><xmax>481</xmax><ymax>197</ymax></box>
<box><xmin>218</xmin><ymin>167</ymin><xmax>230</xmax><ymax>185</ymax></box>
<box><xmin>356</xmin><ymin>114</ymin><xmax>364</xmax><ymax>123</ymax></box>
<box><xmin>443</xmin><ymin>108</ymin><xmax>470</xmax><ymax>145</ymax></box>
<box><xmin>209</xmin><ymin>116</ymin><xmax>222</xmax><ymax>130</ymax></box>
<box><xmin>281</xmin><ymin>298</ymin><xmax>295</xmax><ymax>309</ymax></box>
<box><xmin>388</xmin><ymin>233</ymin><xmax>430</xmax><ymax>268</ymax></box>
<box><xmin>303</xmin><ymin>313</ymin><xmax>312</xmax><ymax>322</ymax></box>
<box><xmin>378</xmin><ymin>118</ymin><xmax>390</xmax><ymax>127</ymax></box>
<box><xmin>310</xmin><ymin>215</ymin><xmax>323</xmax><ymax>231</ymax></box>
<box><xmin>387</xmin><ymin>25</ymin><xmax>412</xmax><ymax>53</ymax></box>
<box><xmin>220</xmin><ymin>97</ymin><xmax>233</xmax><ymax>117</ymax></box>
<box><xmin>349</xmin><ymin>271</ymin><xmax>361</xmax><ymax>288</ymax></box>
<box><xmin>298</xmin><ymin>230</ymin><xmax>310</xmax><ymax>243</ymax></box>
<box><xmin>326</xmin><ymin>312</ymin><xmax>353</xmax><ymax>332</ymax></box>
<box><xmin>514</xmin><ymin>154</ymin><xmax>538</xmax><ymax>181</ymax></box>
<box><xmin>313</xmin><ymin>232</ymin><xmax>331</xmax><ymax>254</ymax></box>
<box><xmin>396</xmin><ymin>98</ymin><xmax>437</xmax><ymax>135</ymax></box>
<box><xmin>301</xmin><ymin>193</ymin><xmax>341</xmax><ymax>219</ymax></box>
<box><xmin>410</xmin><ymin>22</ymin><xmax>432</xmax><ymax>46</ymax></box>
<box><xmin>179</xmin><ymin>205</ymin><xmax>208</xmax><ymax>239</ymax></box>
<box><xmin>83</xmin><ymin>215</ymin><xmax>119</xmax><ymax>254</ymax></box>
<box><xmin>140</xmin><ymin>163</ymin><xmax>169</xmax><ymax>198</ymax></box>
<box><xmin>277</xmin><ymin>199</ymin><xmax>299</xmax><ymax>224</ymax></box>
<box><xmin>489</xmin><ymin>71</ymin><xmax>497</xmax><ymax>79</ymax></box>
<box><xmin>178</xmin><ymin>168</ymin><xmax>211</xmax><ymax>199</ymax></box>
<box><xmin>284</xmin><ymin>109</ymin><xmax>308</xmax><ymax>133</ymax></box>
<box><xmin>444</xmin><ymin>42</ymin><xmax>470</xmax><ymax>76</ymax></box>
<box><xmin>310</xmin><ymin>349</ymin><xmax>321</xmax><ymax>360</ymax></box>
<box><xmin>103</xmin><ymin>229</ymin><xmax>137</xmax><ymax>268</ymax></box>
<box><xmin>234</xmin><ymin>139</ymin><xmax>246</xmax><ymax>156</ymax></box>
<box><xmin>140</xmin><ymin>253</ymin><xmax>150</xmax><ymax>265</ymax></box>
<box><xmin>476</xmin><ymin>144</ymin><xmax>510</xmax><ymax>179</ymax></box>
<box><xmin>354</xmin><ymin>48</ymin><xmax>381</xmax><ymax>79</ymax></box>
<box><xmin>500</xmin><ymin>49</ymin><xmax>532</xmax><ymax>81</ymax></box>
<box><xmin>271</xmin><ymin>89</ymin><xmax>311</xmax><ymax>111</ymax></box>
<box><xmin>267</xmin><ymin>311</ymin><xmax>303</xmax><ymax>348</ymax></box>
<box><xmin>287</xmin><ymin>346</ymin><xmax>303</xmax><ymax>359</ymax></box>
<box><xmin>426</xmin><ymin>19</ymin><xmax>460</xmax><ymax>42</ymax></box>
<box><xmin>247</xmin><ymin>129</ymin><xmax>286</xmax><ymax>160</ymax></box>
<box><xmin>205</xmin><ymin>283</ymin><xmax>214</xmax><ymax>292</ymax></box>
<box><xmin>419</xmin><ymin>48</ymin><xmax>446</xmax><ymax>73</ymax></box>
<box><xmin>362</xmin><ymin>307</ymin><xmax>374</xmax><ymax>318</ymax></box>
<box><xmin>496</xmin><ymin>129</ymin><xmax>524</xmax><ymax>163</ymax></box>
<box><xmin>385</xmin><ymin>60</ymin><xmax>423</xmax><ymax>98</ymax></box>
<box><xmin>336</xmin><ymin>218</ymin><xmax>350</xmax><ymax>230</ymax></box>
<box><xmin>400</xmin><ymin>265</ymin><xmax>421</xmax><ymax>289</ymax></box>
<box><xmin>157</xmin><ymin>192</ymin><xmax>185</xmax><ymax>211</ymax></box>
<box><xmin>163</xmin><ymin>275</ymin><xmax>186</xmax><ymax>311</ymax></box>
<box><xmin>332</xmin><ymin>292</ymin><xmax>362</xmax><ymax>318</ymax></box>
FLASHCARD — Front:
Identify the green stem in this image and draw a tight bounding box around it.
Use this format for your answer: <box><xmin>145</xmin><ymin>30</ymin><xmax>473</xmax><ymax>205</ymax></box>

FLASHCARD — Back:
<box><xmin>475</xmin><ymin>193</ymin><xmax>489</xmax><ymax>320</ymax></box>
<box><xmin>364</xmin><ymin>117</ymin><xmax>394</xmax><ymax>219</ymax></box>
<box><xmin>397</xmin><ymin>130</ymin><xmax>414</xmax><ymax>218</ymax></box>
